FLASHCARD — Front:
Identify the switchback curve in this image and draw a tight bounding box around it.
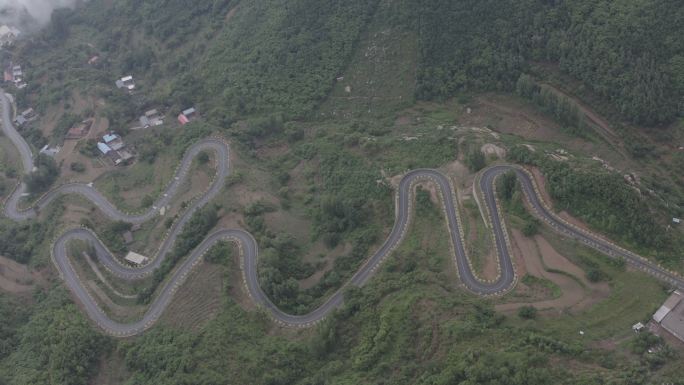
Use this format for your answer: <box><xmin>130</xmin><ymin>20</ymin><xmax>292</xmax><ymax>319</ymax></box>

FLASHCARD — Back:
<box><xmin>2</xmin><ymin>91</ymin><xmax>683</xmax><ymax>336</ymax></box>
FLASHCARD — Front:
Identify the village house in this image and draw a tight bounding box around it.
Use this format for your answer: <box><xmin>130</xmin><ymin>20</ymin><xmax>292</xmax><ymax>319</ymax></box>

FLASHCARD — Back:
<box><xmin>178</xmin><ymin>107</ymin><xmax>197</xmax><ymax>125</ymax></box>
<box><xmin>98</xmin><ymin>133</ymin><xmax>134</xmax><ymax>166</ymax></box>
<box><xmin>97</xmin><ymin>142</ymin><xmax>112</xmax><ymax>155</ymax></box>
<box><xmin>115</xmin><ymin>75</ymin><xmax>135</xmax><ymax>91</ymax></box>
<box><xmin>653</xmin><ymin>291</ymin><xmax>684</xmax><ymax>343</ymax></box>
<box><xmin>39</xmin><ymin>144</ymin><xmax>60</xmax><ymax>157</ymax></box>
<box><xmin>5</xmin><ymin>64</ymin><xmax>27</xmax><ymax>89</ymax></box>
<box><xmin>65</xmin><ymin>119</ymin><xmax>93</xmax><ymax>140</ymax></box>
<box><xmin>21</xmin><ymin>108</ymin><xmax>37</xmax><ymax>121</ymax></box>
<box><xmin>13</xmin><ymin>115</ymin><xmax>27</xmax><ymax>127</ymax></box>
<box><xmin>139</xmin><ymin>109</ymin><xmax>164</xmax><ymax>128</ymax></box>
<box><xmin>103</xmin><ymin>133</ymin><xmax>124</xmax><ymax>151</ymax></box>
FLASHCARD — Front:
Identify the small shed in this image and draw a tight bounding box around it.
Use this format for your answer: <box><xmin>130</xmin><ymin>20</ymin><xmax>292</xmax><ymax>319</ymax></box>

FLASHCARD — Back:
<box><xmin>178</xmin><ymin>107</ymin><xmax>197</xmax><ymax>125</ymax></box>
<box><xmin>124</xmin><ymin>251</ymin><xmax>148</xmax><ymax>265</ymax></box>
<box><xmin>21</xmin><ymin>108</ymin><xmax>36</xmax><ymax>119</ymax></box>
<box><xmin>14</xmin><ymin>115</ymin><xmax>26</xmax><ymax>127</ymax></box>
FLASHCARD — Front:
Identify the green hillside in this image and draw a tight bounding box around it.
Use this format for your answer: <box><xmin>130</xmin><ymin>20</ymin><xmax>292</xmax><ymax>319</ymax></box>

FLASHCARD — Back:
<box><xmin>16</xmin><ymin>0</ymin><xmax>682</xmax><ymax>125</ymax></box>
<box><xmin>0</xmin><ymin>0</ymin><xmax>683</xmax><ymax>384</ymax></box>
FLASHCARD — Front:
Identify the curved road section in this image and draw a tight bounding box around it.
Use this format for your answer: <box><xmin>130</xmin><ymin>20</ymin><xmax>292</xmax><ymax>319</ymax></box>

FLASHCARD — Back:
<box><xmin>2</xmin><ymin>91</ymin><xmax>683</xmax><ymax>336</ymax></box>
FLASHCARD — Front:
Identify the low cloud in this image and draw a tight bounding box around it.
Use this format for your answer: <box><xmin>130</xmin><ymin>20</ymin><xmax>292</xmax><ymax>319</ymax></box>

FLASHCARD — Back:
<box><xmin>0</xmin><ymin>0</ymin><xmax>80</xmax><ymax>30</ymax></box>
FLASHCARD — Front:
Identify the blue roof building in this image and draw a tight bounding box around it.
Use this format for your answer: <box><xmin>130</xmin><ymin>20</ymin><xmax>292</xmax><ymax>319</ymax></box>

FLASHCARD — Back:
<box><xmin>97</xmin><ymin>142</ymin><xmax>112</xmax><ymax>155</ymax></box>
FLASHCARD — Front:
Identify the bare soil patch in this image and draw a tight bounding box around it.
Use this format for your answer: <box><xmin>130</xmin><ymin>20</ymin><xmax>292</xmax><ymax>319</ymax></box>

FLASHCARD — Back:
<box><xmin>497</xmin><ymin>229</ymin><xmax>609</xmax><ymax>314</ymax></box>
<box><xmin>462</xmin><ymin>94</ymin><xmax>595</xmax><ymax>153</ymax></box>
<box><xmin>481</xmin><ymin>143</ymin><xmax>506</xmax><ymax>159</ymax></box>
<box><xmin>225</xmin><ymin>5</ymin><xmax>239</xmax><ymax>22</ymax></box>
<box><xmin>0</xmin><ymin>255</ymin><xmax>43</xmax><ymax>293</ymax></box>
<box><xmin>56</xmin><ymin>140</ymin><xmax>110</xmax><ymax>183</ymax></box>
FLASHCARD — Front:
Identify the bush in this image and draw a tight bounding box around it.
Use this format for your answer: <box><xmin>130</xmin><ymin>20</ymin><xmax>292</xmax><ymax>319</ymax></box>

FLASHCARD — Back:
<box><xmin>69</xmin><ymin>162</ymin><xmax>86</xmax><ymax>173</ymax></box>
<box><xmin>25</xmin><ymin>155</ymin><xmax>59</xmax><ymax>194</ymax></box>
<box><xmin>518</xmin><ymin>306</ymin><xmax>538</xmax><ymax>320</ymax></box>
<box><xmin>197</xmin><ymin>151</ymin><xmax>210</xmax><ymax>164</ymax></box>
<box><xmin>465</xmin><ymin>145</ymin><xmax>486</xmax><ymax>172</ymax></box>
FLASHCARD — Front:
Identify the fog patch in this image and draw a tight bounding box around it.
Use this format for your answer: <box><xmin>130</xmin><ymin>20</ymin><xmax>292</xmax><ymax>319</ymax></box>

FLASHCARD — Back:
<box><xmin>0</xmin><ymin>0</ymin><xmax>81</xmax><ymax>31</ymax></box>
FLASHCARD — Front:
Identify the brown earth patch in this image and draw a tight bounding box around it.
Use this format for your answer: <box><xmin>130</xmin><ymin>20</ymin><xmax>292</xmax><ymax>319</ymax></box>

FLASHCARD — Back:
<box><xmin>48</xmin><ymin>202</ymin><xmax>93</xmax><ymax>227</ymax></box>
<box><xmin>55</xmin><ymin>140</ymin><xmax>111</xmax><ymax>183</ymax></box>
<box><xmin>87</xmin><ymin>280</ymin><xmax>142</xmax><ymax>320</ymax></box>
<box><xmin>225</xmin><ymin>5</ymin><xmax>239</xmax><ymax>21</ymax></box>
<box><xmin>91</xmin><ymin>351</ymin><xmax>130</xmax><ymax>385</ymax></box>
<box><xmin>497</xmin><ymin>229</ymin><xmax>609</xmax><ymax>314</ymax></box>
<box><xmin>160</xmin><ymin>262</ymin><xmax>224</xmax><ymax>331</ymax></box>
<box><xmin>462</xmin><ymin>94</ymin><xmax>594</xmax><ymax>154</ymax></box>
<box><xmin>395</xmin><ymin>115</ymin><xmax>413</xmax><ymax>126</ymax></box>
<box><xmin>481</xmin><ymin>143</ymin><xmax>506</xmax><ymax>159</ymax></box>
<box><xmin>256</xmin><ymin>142</ymin><xmax>289</xmax><ymax>160</ymax></box>
<box><xmin>0</xmin><ymin>255</ymin><xmax>44</xmax><ymax>293</ymax></box>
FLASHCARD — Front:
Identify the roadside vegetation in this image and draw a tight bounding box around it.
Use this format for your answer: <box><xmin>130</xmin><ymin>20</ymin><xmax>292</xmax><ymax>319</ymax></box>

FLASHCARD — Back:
<box><xmin>0</xmin><ymin>0</ymin><xmax>682</xmax><ymax>384</ymax></box>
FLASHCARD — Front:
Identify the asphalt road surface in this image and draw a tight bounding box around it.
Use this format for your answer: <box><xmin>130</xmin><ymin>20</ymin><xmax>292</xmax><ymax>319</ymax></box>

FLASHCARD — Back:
<box><xmin>2</xmin><ymin>90</ymin><xmax>683</xmax><ymax>336</ymax></box>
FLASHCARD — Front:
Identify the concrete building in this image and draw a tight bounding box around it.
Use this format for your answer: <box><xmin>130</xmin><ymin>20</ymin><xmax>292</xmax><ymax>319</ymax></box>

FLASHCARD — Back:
<box><xmin>124</xmin><ymin>251</ymin><xmax>148</xmax><ymax>265</ymax></box>
<box><xmin>115</xmin><ymin>75</ymin><xmax>135</xmax><ymax>90</ymax></box>
<box><xmin>653</xmin><ymin>291</ymin><xmax>684</xmax><ymax>343</ymax></box>
<box><xmin>103</xmin><ymin>133</ymin><xmax>124</xmax><ymax>151</ymax></box>
<box><xmin>139</xmin><ymin>109</ymin><xmax>164</xmax><ymax>128</ymax></box>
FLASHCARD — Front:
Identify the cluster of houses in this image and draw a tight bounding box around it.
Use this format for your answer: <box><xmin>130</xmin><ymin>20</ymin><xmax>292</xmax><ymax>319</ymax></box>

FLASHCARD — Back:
<box><xmin>97</xmin><ymin>132</ymin><xmax>134</xmax><ymax>166</ymax></box>
<box><xmin>4</xmin><ymin>63</ymin><xmax>26</xmax><ymax>89</ymax></box>
<box><xmin>114</xmin><ymin>74</ymin><xmax>198</xmax><ymax>130</ymax></box>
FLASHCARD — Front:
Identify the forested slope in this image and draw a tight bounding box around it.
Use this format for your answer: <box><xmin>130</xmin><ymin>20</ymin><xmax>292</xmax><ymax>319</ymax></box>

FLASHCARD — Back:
<box><xmin>16</xmin><ymin>0</ymin><xmax>682</xmax><ymax>127</ymax></box>
<box><xmin>416</xmin><ymin>0</ymin><xmax>683</xmax><ymax>125</ymax></box>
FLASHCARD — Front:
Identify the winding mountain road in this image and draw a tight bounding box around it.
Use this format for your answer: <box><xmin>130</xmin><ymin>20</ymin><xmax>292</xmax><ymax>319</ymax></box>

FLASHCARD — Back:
<box><xmin>2</xmin><ymin>91</ymin><xmax>682</xmax><ymax>336</ymax></box>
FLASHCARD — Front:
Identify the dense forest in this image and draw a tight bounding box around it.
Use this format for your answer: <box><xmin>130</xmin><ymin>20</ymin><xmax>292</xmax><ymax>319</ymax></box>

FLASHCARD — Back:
<box><xmin>15</xmin><ymin>0</ymin><xmax>682</xmax><ymax>127</ymax></box>
<box><xmin>416</xmin><ymin>0</ymin><xmax>683</xmax><ymax>125</ymax></box>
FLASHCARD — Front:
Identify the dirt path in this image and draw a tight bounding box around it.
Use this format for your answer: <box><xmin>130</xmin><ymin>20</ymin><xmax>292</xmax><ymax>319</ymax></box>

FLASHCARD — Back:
<box><xmin>539</xmin><ymin>84</ymin><xmax>629</xmax><ymax>158</ymax></box>
<box><xmin>540</xmin><ymin>83</ymin><xmax>618</xmax><ymax>138</ymax></box>
<box><xmin>496</xmin><ymin>230</ymin><xmax>609</xmax><ymax>314</ymax></box>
